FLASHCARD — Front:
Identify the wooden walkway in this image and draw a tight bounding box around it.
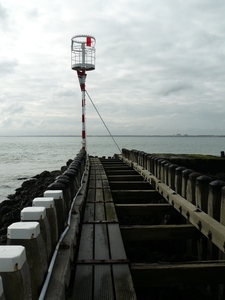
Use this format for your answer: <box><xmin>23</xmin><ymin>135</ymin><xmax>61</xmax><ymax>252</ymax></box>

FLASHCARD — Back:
<box><xmin>71</xmin><ymin>156</ymin><xmax>225</xmax><ymax>300</ymax></box>
<box><xmin>72</xmin><ymin>157</ymin><xmax>136</xmax><ymax>300</ymax></box>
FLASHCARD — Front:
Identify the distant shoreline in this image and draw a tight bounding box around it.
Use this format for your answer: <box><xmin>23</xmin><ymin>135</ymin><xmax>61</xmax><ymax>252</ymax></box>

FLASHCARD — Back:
<box><xmin>0</xmin><ymin>135</ymin><xmax>225</xmax><ymax>138</ymax></box>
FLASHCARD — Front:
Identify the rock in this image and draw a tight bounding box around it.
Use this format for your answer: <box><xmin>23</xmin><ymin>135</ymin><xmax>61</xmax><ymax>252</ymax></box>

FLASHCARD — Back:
<box><xmin>0</xmin><ymin>165</ymin><xmax>66</xmax><ymax>244</ymax></box>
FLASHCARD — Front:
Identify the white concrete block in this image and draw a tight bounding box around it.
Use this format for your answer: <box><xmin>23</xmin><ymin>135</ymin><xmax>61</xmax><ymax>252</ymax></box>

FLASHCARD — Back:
<box><xmin>21</xmin><ymin>207</ymin><xmax>46</xmax><ymax>221</ymax></box>
<box><xmin>0</xmin><ymin>246</ymin><xmax>26</xmax><ymax>272</ymax></box>
<box><xmin>32</xmin><ymin>197</ymin><xmax>55</xmax><ymax>208</ymax></box>
<box><xmin>44</xmin><ymin>190</ymin><xmax>63</xmax><ymax>200</ymax></box>
<box><xmin>7</xmin><ymin>222</ymin><xmax>40</xmax><ymax>239</ymax></box>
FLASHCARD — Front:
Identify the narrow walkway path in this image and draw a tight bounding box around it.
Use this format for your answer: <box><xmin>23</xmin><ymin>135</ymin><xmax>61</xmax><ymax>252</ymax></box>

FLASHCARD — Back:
<box><xmin>72</xmin><ymin>157</ymin><xmax>136</xmax><ymax>300</ymax></box>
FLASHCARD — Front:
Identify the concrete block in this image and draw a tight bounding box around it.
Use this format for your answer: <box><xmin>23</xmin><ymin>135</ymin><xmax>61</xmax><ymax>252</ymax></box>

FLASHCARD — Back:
<box><xmin>7</xmin><ymin>222</ymin><xmax>47</xmax><ymax>300</ymax></box>
<box><xmin>44</xmin><ymin>190</ymin><xmax>65</xmax><ymax>236</ymax></box>
<box><xmin>0</xmin><ymin>246</ymin><xmax>32</xmax><ymax>300</ymax></box>
<box><xmin>21</xmin><ymin>207</ymin><xmax>52</xmax><ymax>262</ymax></box>
<box><xmin>33</xmin><ymin>197</ymin><xmax>58</xmax><ymax>250</ymax></box>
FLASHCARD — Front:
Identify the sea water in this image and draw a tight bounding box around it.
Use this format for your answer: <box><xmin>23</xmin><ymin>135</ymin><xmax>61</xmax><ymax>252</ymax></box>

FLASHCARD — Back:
<box><xmin>0</xmin><ymin>135</ymin><xmax>224</xmax><ymax>202</ymax></box>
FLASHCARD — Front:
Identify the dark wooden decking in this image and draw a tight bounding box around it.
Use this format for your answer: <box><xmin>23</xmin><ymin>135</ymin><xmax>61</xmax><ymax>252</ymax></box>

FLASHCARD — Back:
<box><xmin>70</xmin><ymin>156</ymin><xmax>225</xmax><ymax>300</ymax></box>
<box><xmin>72</xmin><ymin>158</ymin><xmax>137</xmax><ymax>299</ymax></box>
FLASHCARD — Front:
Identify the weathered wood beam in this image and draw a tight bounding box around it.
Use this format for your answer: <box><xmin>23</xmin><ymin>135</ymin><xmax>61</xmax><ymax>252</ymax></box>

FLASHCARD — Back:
<box><xmin>120</xmin><ymin>224</ymin><xmax>202</xmax><ymax>241</ymax></box>
<box><xmin>120</xmin><ymin>156</ymin><xmax>225</xmax><ymax>253</ymax></box>
<box><xmin>131</xmin><ymin>261</ymin><xmax>225</xmax><ymax>286</ymax></box>
<box><xmin>107</xmin><ymin>175</ymin><xmax>144</xmax><ymax>181</ymax></box>
<box><xmin>112</xmin><ymin>190</ymin><xmax>163</xmax><ymax>201</ymax></box>
<box><xmin>110</xmin><ymin>181</ymin><xmax>153</xmax><ymax>190</ymax></box>
<box><xmin>115</xmin><ymin>203</ymin><xmax>174</xmax><ymax>216</ymax></box>
<box><xmin>105</xmin><ymin>170</ymin><xmax>138</xmax><ymax>175</ymax></box>
<box><xmin>103</xmin><ymin>165</ymin><xmax>132</xmax><ymax>170</ymax></box>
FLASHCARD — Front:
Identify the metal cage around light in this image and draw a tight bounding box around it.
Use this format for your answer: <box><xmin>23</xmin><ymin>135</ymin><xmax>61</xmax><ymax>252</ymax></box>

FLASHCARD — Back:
<box><xmin>71</xmin><ymin>35</ymin><xmax>96</xmax><ymax>71</ymax></box>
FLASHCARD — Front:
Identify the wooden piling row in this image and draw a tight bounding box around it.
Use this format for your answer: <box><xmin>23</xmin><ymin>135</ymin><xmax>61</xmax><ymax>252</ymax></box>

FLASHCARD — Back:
<box><xmin>117</xmin><ymin>149</ymin><xmax>225</xmax><ymax>298</ymax></box>
<box><xmin>121</xmin><ymin>149</ymin><xmax>225</xmax><ymax>247</ymax></box>
<box><xmin>0</xmin><ymin>149</ymin><xmax>87</xmax><ymax>300</ymax></box>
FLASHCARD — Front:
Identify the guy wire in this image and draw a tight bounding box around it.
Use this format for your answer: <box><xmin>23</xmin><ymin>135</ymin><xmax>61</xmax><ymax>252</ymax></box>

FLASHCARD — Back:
<box><xmin>85</xmin><ymin>90</ymin><xmax>122</xmax><ymax>154</ymax></box>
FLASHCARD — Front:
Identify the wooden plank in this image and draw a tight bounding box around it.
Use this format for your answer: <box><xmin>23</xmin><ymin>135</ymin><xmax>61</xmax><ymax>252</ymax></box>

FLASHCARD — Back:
<box><xmin>94</xmin><ymin>265</ymin><xmax>114</xmax><ymax>300</ymax></box>
<box><xmin>86</xmin><ymin>188</ymin><xmax>95</xmax><ymax>201</ymax></box>
<box><xmin>95</xmin><ymin>203</ymin><xmax>106</xmax><ymax>221</ymax></box>
<box><xmin>112</xmin><ymin>264</ymin><xmax>137</xmax><ymax>300</ymax></box>
<box><xmin>101</xmin><ymin>173</ymin><xmax>108</xmax><ymax>180</ymax></box>
<box><xmin>102</xmin><ymin>180</ymin><xmax>110</xmax><ymax>189</ymax></box>
<box><xmin>105</xmin><ymin>203</ymin><xmax>118</xmax><ymax>222</ymax></box>
<box><xmin>72</xmin><ymin>265</ymin><xmax>93</xmax><ymax>300</ymax></box>
<box><xmin>115</xmin><ymin>203</ymin><xmax>174</xmax><ymax>216</ymax></box>
<box><xmin>88</xmin><ymin>177</ymin><xmax>96</xmax><ymax>189</ymax></box>
<box><xmin>94</xmin><ymin>224</ymin><xmax>110</xmax><ymax>260</ymax></box>
<box><xmin>95</xmin><ymin>187</ymin><xmax>104</xmax><ymax>201</ymax></box>
<box><xmin>83</xmin><ymin>203</ymin><xmax>95</xmax><ymax>222</ymax></box>
<box><xmin>96</xmin><ymin>179</ymin><xmax>103</xmax><ymax>189</ymax></box>
<box><xmin>108</xmin><ymin>224</ymin><xmax>127</xmax><ymax>260</ymax></box>
<box><xmin>131</xmin><ymin>262</ymin><xmax>225</xmax><ymax>286</ymax></box>
<box><xmin>78</xmin><ymin>224</ymin><xmax>93</xmax><ymax>260</ymax></box>
<box><xmin>104</xmin><ymin>188</ymin><xmax>113</xmax><ymax>202</ymax></box>
<box><xmin>120</xmin><ymin>224</ymin><xmax>202</xmax><ymax>242</ymax></box>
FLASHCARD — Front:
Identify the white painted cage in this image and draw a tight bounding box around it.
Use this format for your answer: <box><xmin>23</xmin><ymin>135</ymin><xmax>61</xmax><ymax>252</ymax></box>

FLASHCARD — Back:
<box><xmin>71</xmin><ymin>35</ymin><xmax>96</xmax><ymax>71</ymax></box>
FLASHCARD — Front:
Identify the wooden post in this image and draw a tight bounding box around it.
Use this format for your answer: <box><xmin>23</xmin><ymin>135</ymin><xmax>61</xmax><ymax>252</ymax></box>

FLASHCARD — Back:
<box><xmin>157</xmin><ymin>159</ymin><xmax>165</xmax><ymax>181</ymax></box>
<box><xmin>207</xmin><ymin>181</ymin><xmax>225</xmax><ymax>300</ymax></box>
<box><xmin>195</xmin><ymin>175</ymin><xmax>212</xmax><ymax>212</ymax></box>
<box><xmin>207</xmin><ymin>180</ymin><xmax>225</xmax><ymax>260</ymax></box>
<box><xmin>146</xmin><ymin>154</ymin><xmax>152</xmax><ymax>172</ymax></box>
<box><xmin>160</xmin><ymin>160</ymin><xmax>170</xmax><ymax>183</ymax></box>
<box><xmin>195</xmin><ymin>175</ymin><xmax>212</xmax><ymax>261</ymax></box>
<box><xmin>181</xmin><ymin>169</ymin><xmax>194</xmax><ymax>199</ymax></box>
<box><xmin>168</xmin><ymin>164</ymin><xmax>179</xmax><ymax>191</ymax></box>
<box><xmin>154</xmin><ymin>157</ymin><xmax>160</xmax><ymax>178</ymax></box>
<box><xmin>163</xmin><ymin>162</ymin><xmax>172</xmax><ymax>186</ymax></box>
<box><xmin>220</xmin><ymin>186</ymin><xmax>225</xmax><ymax>225</ymax></box>
<box><xmin>208</xmin><ymin>180</ymin><xmax>225</xmax><ymax>222</ymax></box>
<box><xmin>220</xmin><ymin>186</ymin><xmax>225</xmax><ymax>261</ymax></box>
<box><xmin>150</xmin><ymin>156</ymin><xmax>155</xmax><ymax>175</ymax></box>
<box><xmin>186</xmin><ymin>172</ymin><xmax>202</xmax><ymax>205</ymax></box>
<box><xmin>175</xmin><ymin>166</ymin><xmax>186</xmax><ymax>195</ymax></box>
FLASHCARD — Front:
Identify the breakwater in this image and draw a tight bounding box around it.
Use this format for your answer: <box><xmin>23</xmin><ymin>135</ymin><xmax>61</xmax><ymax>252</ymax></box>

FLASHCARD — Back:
<box><xmin>0</xmin><ymin>149</ymin><xmax>87</xmax><ymax>300</ymax></box>
<box><xmin>1</xmin><ymin>147</ymin><xmax>225</xmax><ymax>299</ymax></box>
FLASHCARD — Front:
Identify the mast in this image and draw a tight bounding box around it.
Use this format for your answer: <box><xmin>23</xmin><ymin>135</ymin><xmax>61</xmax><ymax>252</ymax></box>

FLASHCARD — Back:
<box><xmin>71</xmin><ymin>35</ymin><xmax>96</xmax><ymax>150</ymax></box>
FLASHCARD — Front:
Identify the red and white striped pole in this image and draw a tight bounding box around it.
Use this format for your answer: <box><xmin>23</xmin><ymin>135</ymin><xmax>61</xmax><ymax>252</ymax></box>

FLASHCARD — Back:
<box><xmin>77</xmin><ymin>69</ymin><xmax>87</xmax><ymax>150</ymax></box>
<box><xmin>71</xmin><ymin>35</ymin><xmax>96</xmax><ymax>152</ymax></box>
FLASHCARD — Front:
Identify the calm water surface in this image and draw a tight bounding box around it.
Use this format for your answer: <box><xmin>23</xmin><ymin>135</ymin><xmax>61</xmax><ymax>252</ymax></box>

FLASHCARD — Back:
<box><xmin>0</xmin><ymin>136</ymin><xmax>224</xmax><ymax>202</ymax></box>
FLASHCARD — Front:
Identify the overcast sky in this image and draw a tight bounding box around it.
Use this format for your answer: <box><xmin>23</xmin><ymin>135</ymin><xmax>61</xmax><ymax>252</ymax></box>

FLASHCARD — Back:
<box><xmin>0</xmin><ymin>0</ymin><xmax>225</xmax><ymax>136</ymax></box>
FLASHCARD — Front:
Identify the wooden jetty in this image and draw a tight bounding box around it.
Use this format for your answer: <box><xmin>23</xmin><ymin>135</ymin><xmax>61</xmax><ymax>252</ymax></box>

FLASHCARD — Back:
<box><xmin>1</xmin><ymin>148</ymin><xmax>225</xmax><ymax>299</ymax></box>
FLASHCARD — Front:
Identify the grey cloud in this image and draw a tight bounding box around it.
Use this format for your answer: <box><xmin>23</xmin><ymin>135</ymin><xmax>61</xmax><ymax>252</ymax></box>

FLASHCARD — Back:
<box><xmin>159</xmin><ymin>82</ymin><xmax>194</xmax><ymax>97</ymax></box>
<box><xmin>0</xmin><ymin>116</ymin><xmax>13</xmax><ymax>127</ymax></box>
<box><xmin>1</xmin><ymin>103</ymin><xmax>24</xmax><ymax>115</ymax></box>
<box><xmin>0</xmin><ymin>60</ymin><xmax>18</xmax><ymax>75</ymax></box>
<box><xmin>26</xmin><ymin>8</ymin><xmax>40</xmax><ymax>19</ymax></box>
<box><xmin>0</xmin><ymin>3</ymin><xmax>7</xmax><ymax>20</ymax></box>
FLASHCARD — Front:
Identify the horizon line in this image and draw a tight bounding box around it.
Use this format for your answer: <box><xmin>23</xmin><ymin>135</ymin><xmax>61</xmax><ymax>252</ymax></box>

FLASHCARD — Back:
<box><xmin>0</xmin><ymin>134</ymin><xmax>225</xmax><ymax>137</ymax></box>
